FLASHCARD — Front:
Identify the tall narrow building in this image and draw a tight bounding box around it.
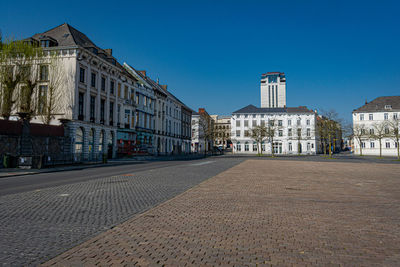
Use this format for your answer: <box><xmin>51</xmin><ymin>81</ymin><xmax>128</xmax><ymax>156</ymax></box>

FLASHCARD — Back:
<box><xmin>260</xmin><ymin>72</ymin><xmax>286</xmax><ymax>108</ymax></box>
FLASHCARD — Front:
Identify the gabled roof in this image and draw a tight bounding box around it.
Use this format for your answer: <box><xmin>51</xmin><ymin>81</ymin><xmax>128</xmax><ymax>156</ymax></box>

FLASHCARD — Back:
<box><xmin>353</xmin><ymin>96</ymin><xmax>400</xmax><ymax>113</ymax></box>
<box><xmin>232</xmin><ymin>104</ymin><xmax>314</xmax><ymax>114</ymax></box>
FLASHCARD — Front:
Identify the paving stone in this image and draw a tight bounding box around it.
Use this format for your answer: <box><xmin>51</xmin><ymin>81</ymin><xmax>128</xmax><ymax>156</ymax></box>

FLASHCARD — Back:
<box><xmin>0</xmin><ymin>158</ymin><xmax>244</xmax><ymax>266</ymax></box>
<box><xmin>42</xmin><ymin>160</ymin><xmax>400</xmax><ymax>266</ymax></box>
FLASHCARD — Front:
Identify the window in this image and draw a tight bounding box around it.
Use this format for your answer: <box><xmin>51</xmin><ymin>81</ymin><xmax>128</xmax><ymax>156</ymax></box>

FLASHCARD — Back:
<box><xmin>307</xmin><ymin>143</ymin><xmax>311</xmax><ymax>151</ymax></box>
<box><xmin>385</xmin><ymin>128</ymin><xmax>390</xmax><ymax>134</ymax></box>
<box><xmin>110</xmin><ymin>80</ymin><xmax>115</xmax><ymax>95</ymax></box>
<box><xmin>307</xmin><ymin>128</ymin><xmax>311</xmax><ymax>137</ymax></box>
<box><xmin>369</xmin><ymin>128</ymin><xmax>374</xmax><ymax>135</ymax></box>
<box><xmin>261</xmin><ymin>120</ymin><xmax>265</xmax><ymax>126</ymax></box>
<box><xmin>79</xmin><ymin>67</ymin><xmax>85</xmax><ymax>83</ymax></box>
<box><xmin>384</xmin><ymin>113</ymin><xmax>388</xmax><ymax>120</ymax></box>
<box><xmin>253</xmin><ymin>143</ymin><xmax>257</xmax><ymax>151</ymax></box>
<box><xmin>124</xmin><ymin>86</ymin><xmax>129</xmax><ymax>99</ymax></box>
<box><xmin>118</xmin><ymin>83</ymin><xmax>121</xmax><ymax>97</ymax></box>
<box><xmin>297</xmin><ymin>128</ymin><xmax>301</xmax><ymax>136</ymax></box>
<box><xmin>360</xmin><ymin>114</ymin><xmax>364</xmax><ymax>121</ymax></box>
<box><xmin>245</xmin><ymin>143</ymin><xmax>249</xmax><ymax>151</ymax></box>
<box><xmin>100</xmin><ymin>99</ymin><xmax>105</xmax><ymax>123</ymax></box>
<box><xmin>386</xmin><ymin>142</ymin><xmax>390</xmax><ymax>148</ymax></box>
<box><xmin>101</xmin><ymin>77</ymin><xmax>106</xmax><ymax>91</ymax></box>
<box><xmin>269</xmin><ymin>120</ymin><xmax>274</xmax><ymax>126</ymax></box>
<box><xmin>297</xmin><ymin>119</ymin><xmax>301</xmax><ymax>126</ymax></box>
<box><xmin>91</xmin><ymin>73</ymin><xmax>96</xmax><ymax>88</ymax></box>
<box><xmin>278</xmin><ymin>120</ymin><xmax>282</xmax><ymax>126</ymax></box>
<box><xmin>370</xmin><ymin>142</ymin><xmax>375</xmax><ymax>148</ymax></box>
<box><xmin>252</xmin><ymin>114</ymin><xmax>256</xmax><ymax>118</ymax></box>
<box><xmin>361</xmin><ymin>128</ymin><xmax>366</xmax><ymax>135</ymax></box>
<box><xmin>278</xmin><ymin>130</ymin><xmax>283</xmax><ymax>137</ymax></box>
<box><xmin>90</xmin><ymin>96</ymin><xmax>95</xmax><ymax>122</ymax></box>
<box><xmin>109</xmin><ymin>102</ymin><xmax>114</xmax><ymax>125</ymax></box>
<box><xmin>306</xmin><ymin>119</ymin><xmax>310</xmax><ymax>126</ymax></box>
<box><xmin>38</xmin><ymin>85</ymin><xmax>47</xmax><ymax>114</ymax></box>
<box><xmin>244</xmin><ymin>115</ymin><xmax>248</xmax><ymax>118</ymax></box>
<box><xmin>385</xmin><ymin>105</ymin><xmax>392</xmax><ymax>110</ymax></box>
<box><xmin>288</xmin><ymin>128</ymin><xmax>292</xmax><ymax>136</ymax></box>
<box><xmin>244</xmin><ymin>130</ymin><xmax>249</xmax><ymax>137</ymax></box>
<box><xmin>40</xmin><ymin>65</ymin><xmax>49</xmax><ymax>81</ymax></box>
<box><xmin>244</xmin><ymin>120</ymin><xmax>248</xmax><ymax>127</ymax></box>
<box><xmin>237</xmin><ymin>144</ymin><xmax>241</xmax><ymax>151</ymax></box>
<box><xmin>369</xmin><ymin>114</ymin><xmax>373</xmax><ymax>120</ymax></box>
<box><xmin>236</xmin><ymin>120</ymin><xmax>240</xmax><ymax>127</ymax></box>
<box><xmin>361</xmin><ymin>142</ymin><xmax>366</xmax><ymax>148</ymax></box>
<box><xmin>261</xmin><ymin>144</ymin><xmax>265</xmax><ymax>151</ymax></box>
<box><xmin>289</xmin><ymin>143</ymin><xmax>292</xmax><ymax>151</ymax></box>
<box><xmin>78</xmin><ymin>92</ymin><xmax>84</xmax><ymax>119</ymax></box>
<box><xmin>394</xmin><ymin>113</ymin><xmax>398</xmax><ymax>120</ymax></box>
<box><xmin>252</xmin><ymin>120</ymin><xmax>257</xmax><ymax>126</ymax></box>
<box><xmin>40</xmin><ymin>40</ymin><xmax>50</xmax><ymax>47</ymax></box>
<box><xmin>288</xmin><ymin>119</ymin><xmax>291</xmax><ymax>126</ymax></box>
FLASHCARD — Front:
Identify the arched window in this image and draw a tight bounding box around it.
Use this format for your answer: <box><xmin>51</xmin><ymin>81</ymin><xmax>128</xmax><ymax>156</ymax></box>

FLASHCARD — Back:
<box><xmin>99</xmin><ymin>130</ymin><xmax>105</xmax><ymax>153</ymax></box>
<box><xmin>75</xmin><ymin>127</ymin><xmax>84</xmax><ymax>154</ymax></box>
<box><xmin>89</xmin><ymin>128</ymin><xmax>95</xmax><ymax>155</ymax></box>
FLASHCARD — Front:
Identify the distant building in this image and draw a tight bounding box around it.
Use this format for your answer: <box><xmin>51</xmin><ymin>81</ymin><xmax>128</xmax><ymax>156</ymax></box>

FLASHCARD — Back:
<box><xmin>191</xmin><ymin>108</ymin><xmax>214</xmax><ymax>153</ymax></box>
<box><xmin>210</xmin><ymin>115</ymin><xmax>231</xmax><ymax>148</ymax></box>
<box><xmin>231</xmin><ymin>105</ymin><xmax>319</xmax><ymax>154</ymax></box>
<box><xmin>352</xmin><ymin>96</ymin><xmax>400</xmax><ymax>156</ymax></box>
<box><xmin>260</xmin><ymin>72</ymin><xmax>286</xmax><ymax>108</ymax></box>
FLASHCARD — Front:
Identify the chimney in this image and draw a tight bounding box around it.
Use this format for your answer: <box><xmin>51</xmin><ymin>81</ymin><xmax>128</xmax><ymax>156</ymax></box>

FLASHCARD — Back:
<box><xmin>138</xmin><ymin>70</ymin><xmax>146</xmax><ymax>77</ymax></box>
<box><xmin>198</xmin><ymin>108</ymin><xmax>205</xmax><ymax>114</ymax></box>
<box><xmin>104</xmin><ymin>49</ymin><xmax>112</xmax><ymax>56</ymax></box>
<box><xmin>365</xmin><ymin>99</ymin><xmax>368</xmax><ymax>105</ymax></box>
<box><xmin>160</xmin><ymin>84</ymin><xmax>168</xmax><ymax>91</ymax></box>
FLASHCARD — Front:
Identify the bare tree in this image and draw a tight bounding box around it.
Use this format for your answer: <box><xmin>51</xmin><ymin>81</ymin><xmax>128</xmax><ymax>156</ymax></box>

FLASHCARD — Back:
<box><xmin>387</xmin><ymin>117</ymin><xmax>400</xmax><ymax>160</ymax></box>
<box><xmin>352</xmin><ymin>124</ymin><xmax>366</xmax><ymax>156</ymax></box>
<box><xmin>249</xmin><ymin>125</ymin><xmax>268</xmax><ymax>155</ymax></box>
<box><xmin>39</xmin><ymin>54</ymin><xmax>65</xmax><ymax>124</ymax></box>
<box><xmin>370</xmin><ymin>121</ymin><xmax>389</xmax><ymax>158</ymax></box>
<box><xmin>265</xmin><ymin>119</ymin><xmax>278</xmax><ymax>156</ymax></box>
<box><xmin>197</xmin><ymin>113</ymin><xmax>214</xmax><ymax>154</ymax></box>
<box><xmin>320</xmin><ymin>110</ymin><xmax>342</xmax><ymax>158</ymax></box>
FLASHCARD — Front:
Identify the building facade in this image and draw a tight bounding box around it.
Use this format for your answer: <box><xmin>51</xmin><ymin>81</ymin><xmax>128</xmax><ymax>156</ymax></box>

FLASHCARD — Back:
<box><xmin>352</xmin><ymin>96</ymin><xmax>400</xmax><ymax>156</ymax></box>
<box><xmin>191</xmin><ymin>108</ymin><xmax>214</xmax><ymax>153</ymax></box>
<box><xmin>211</xmin><ymin>115</ymin><xmax>231</xmax><ymax>148</ymax></box>
<box><xmin>2</xmin><ymin>23</ymin><xmax>193</xmax><ymax>159</ymax></box>
<box><xmin>260</xmin><ymin>72</ymin><xmax>286</xmax><ymax>108</ymax></box>
<box><xmin>231</xmin><ymin>105</ymin><xmax>319</xmax><ymax>155</ymax></box>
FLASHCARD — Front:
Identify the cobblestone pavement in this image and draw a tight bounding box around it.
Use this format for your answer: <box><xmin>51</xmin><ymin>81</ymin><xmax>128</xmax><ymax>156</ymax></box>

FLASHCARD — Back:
<box><xmin>43</xmin><ymin>160</ymin><xmax>400</xmax><ymax>266</ymax></box>
<box><xmin>0</xmin><ymin>158</ymin><xmax>244</xmax><ymax>266</ymax></box>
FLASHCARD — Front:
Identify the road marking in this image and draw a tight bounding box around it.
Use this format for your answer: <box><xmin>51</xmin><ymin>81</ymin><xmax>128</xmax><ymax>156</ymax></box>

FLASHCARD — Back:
<box><xmin>191</xmin><ymin>161</ymin><xmax>214</xmax><ymax>166</ymax></box>
<box><xmin>59</xmin><ymin>194</ymin><xmax>70</xmax><ymax>197</ymax></box>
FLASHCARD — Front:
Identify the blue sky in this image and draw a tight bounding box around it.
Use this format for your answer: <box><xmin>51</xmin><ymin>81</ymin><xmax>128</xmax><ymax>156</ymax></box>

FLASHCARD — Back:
<box><xmin>2</xmin><ymin>0</ymin><xmax>399</xmax><ymax>123</ymax></box>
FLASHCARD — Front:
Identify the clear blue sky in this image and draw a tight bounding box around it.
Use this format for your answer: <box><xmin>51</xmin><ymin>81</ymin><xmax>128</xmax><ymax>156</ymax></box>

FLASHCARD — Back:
<box><xmin>2</xmin><ymin>0</ymin><xmax>399</xmax><ymax>123</ymax></box>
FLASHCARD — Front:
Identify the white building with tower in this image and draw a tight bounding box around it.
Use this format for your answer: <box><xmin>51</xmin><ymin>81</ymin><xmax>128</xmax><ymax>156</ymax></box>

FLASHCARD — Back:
<box><xmin>260</xmin><ymin>72</ymin><xmax>286</xmax><ymax>108</ymax></box>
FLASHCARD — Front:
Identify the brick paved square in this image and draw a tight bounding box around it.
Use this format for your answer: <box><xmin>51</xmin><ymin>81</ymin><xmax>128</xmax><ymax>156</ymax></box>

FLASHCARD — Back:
<box><xmin>44</xmin><ymin>160</ymin><xmax>400</xmax><ymax>266</ymax></box>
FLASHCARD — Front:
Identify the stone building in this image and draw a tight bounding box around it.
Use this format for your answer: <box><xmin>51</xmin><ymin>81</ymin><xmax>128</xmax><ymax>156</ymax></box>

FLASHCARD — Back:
<box><xmin>210</xmin><ymin>115</ymin><xmax>231</xmax><ymax>148</ymax></box>
<box><xmin>260</xmin><ymin>72</ymin><xmax>286</xmax><ymax>108</ymax></box>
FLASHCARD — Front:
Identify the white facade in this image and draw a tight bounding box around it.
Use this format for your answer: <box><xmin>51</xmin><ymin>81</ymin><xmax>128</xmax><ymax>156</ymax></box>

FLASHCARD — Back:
<box><xmin>260</xmin><ymin>72</ymin><xmax>286</xmax><ymax>108</ymax></box>
<box><xmin>231</xmin><ymin>106</ymin><xmax>318</xmax><ymax>155</ymax></box>
<box><xmin>353</xmin><ymin>105</ymin><xmax>400</xmax><ymax>157</ymax></box>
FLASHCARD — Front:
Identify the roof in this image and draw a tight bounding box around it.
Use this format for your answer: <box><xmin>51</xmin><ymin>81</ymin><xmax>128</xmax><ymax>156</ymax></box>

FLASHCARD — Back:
<box><xmin>261</xmin><ymin>72</ymin><xmax>285</xmax><ymax>77</ymax></box>
<box><xmin>29</xmin><ymin>23</ymin><xmax>125</xmax><ymax>72</ymax></box>
<box><xmin>353</xmin><ymin>96</ymin><xmax>400</xmax><ymax>113</ymax></box>
<box><xmin>232</xmin><ymin>104</ymin><xmax>314</xmax><ymax>114</ymax></box>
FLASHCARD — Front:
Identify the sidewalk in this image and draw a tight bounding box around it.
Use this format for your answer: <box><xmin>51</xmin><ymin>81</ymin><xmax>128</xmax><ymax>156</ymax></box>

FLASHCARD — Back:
<box><xmin>0</xmin><ymin>154</ymin><xmax>206</xmax><ymax>178</ymax></box>
<box><xmin>43</xmin><ymin>159</ymin><xmax>400</xmax><ymax>266</ymax></box>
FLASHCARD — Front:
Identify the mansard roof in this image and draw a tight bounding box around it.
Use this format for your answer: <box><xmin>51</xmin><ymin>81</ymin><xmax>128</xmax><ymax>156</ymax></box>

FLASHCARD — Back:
<box><xmin>232</xmin><ymin>104</ymin><xmax>314</xmax><ymax>114</ymax></box>
<box><xmin>353</xmin><ymin>96</ymin><xmax>400</xmax><ymax>113</ymax></box>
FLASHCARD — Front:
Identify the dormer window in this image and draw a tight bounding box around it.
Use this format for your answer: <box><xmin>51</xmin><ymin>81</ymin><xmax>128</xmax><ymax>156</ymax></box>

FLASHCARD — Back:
<box><xmin>39</xmin><ymin>36</ymin><xmax>57</xmax><ymax>47</ymax></box>
<box><xmin>385</xmin><ymin>105</ymin><xmax>392</xmax><ymax>110</ymax></box>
